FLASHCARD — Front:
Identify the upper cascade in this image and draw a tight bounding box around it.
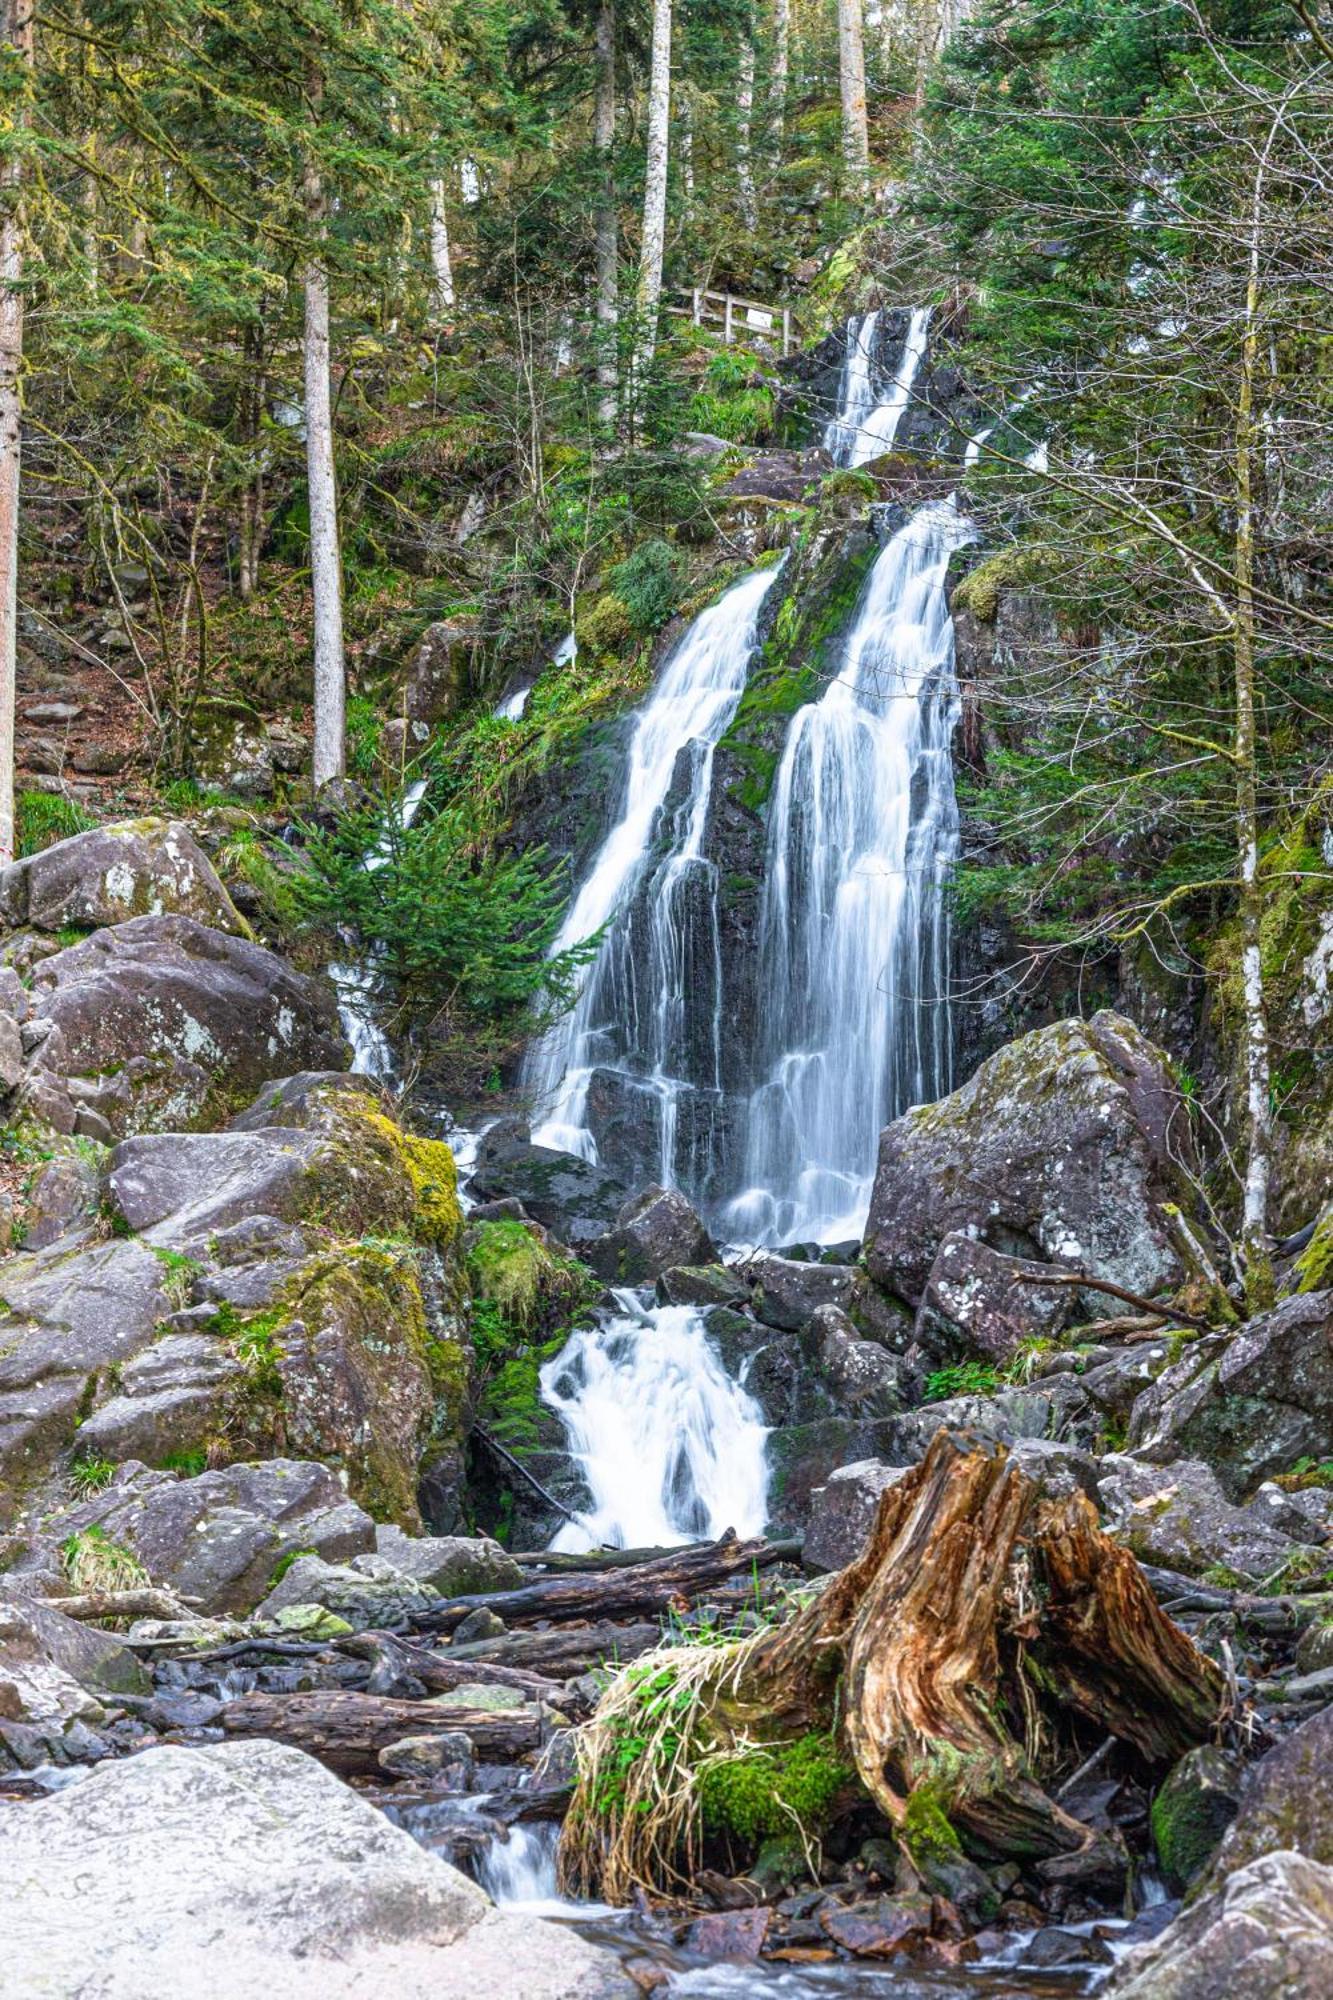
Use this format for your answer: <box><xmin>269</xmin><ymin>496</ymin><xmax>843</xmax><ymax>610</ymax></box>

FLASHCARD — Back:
<box><xmin>825</xmin><ymin>306</ymin><xmax>932</xmax><ymax>469</ymax></box>
<box><xmin>525</xmin><ymin>561</ymin><xmax>783</xmax><ymax>1177</ymax></box>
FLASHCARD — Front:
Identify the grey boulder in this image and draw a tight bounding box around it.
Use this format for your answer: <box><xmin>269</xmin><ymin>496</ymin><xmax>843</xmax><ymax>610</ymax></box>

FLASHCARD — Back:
<box><xmin>1210</xmin><ymin>1702</ymin><xmax>1333</xmax><ymax>1876</ymax></box>
<box><xmin>469</xmin><ymin>1132</ymin><xmax>628</xmax><ymax>1248</ymax></box>
<box><xmin>373</xmin><ymin>1524</ymin><xmax>522</xmax><ymax>1596</ymax></box>
<box><xmin>1097</xmin><ymin>1455</ymin><xmax>1315</xmax><ymax>1582</ymax></box>
<box><xmin>1106</xmin><ymin>1851</ymin><xmax>1333</xmax><ymax>1999</ymax></box>
<box><xmin>1127</xmin><ymin>1292</ymin><xmax>1333</xmax><ymax>1500</ymax></box>
<box><xmin>803</xmin><ymin>1460</ymin><xmax>910</xmax><ymax>1573</ymax></box>
<box><xmin>743</xmin><ymin>1251</ymin><xmax>857</xmax><ymax>1332</ymax></box>
<box><xmin>0</xmin><ymin>817</ymin><xmax>243</xmax><ymax>934</ymax></box>
<box><xmin>587</xmin><ymin>1184</ymin><xmax>716</xmax><ymax>1282</ymax></box>
<box><xmin>864</xmin><ymin>1011</ymin><xmax>1191</xmax><ymax>1307</ymax></box>
<box><xmin>0</xmin><ymin>1739</ymin><xmax>633</xmax><ymax>1998</ymax></box>
<box><xmin>253</xmin><ymin>1553</ymin><xmax>439</xmax><ymax>1629</ymax></box>
<box><xmin>28</xmin><ymin>913</ymin><xmax>347</xmax><ymax>1136</ymax></box>
<box><xmin>0</xmin><ymin>1589</ymin><xmax>149</xmax><ymax>1735</ymax></box>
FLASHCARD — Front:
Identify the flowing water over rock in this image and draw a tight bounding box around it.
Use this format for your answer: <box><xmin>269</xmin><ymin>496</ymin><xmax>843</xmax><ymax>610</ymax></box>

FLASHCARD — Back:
<box><xmin>540</xmin><ymin>1292</ymin><xmax>770</xmax><ymax>1553</ymax></box>
<box><xmin>526</xmin><ymin>562</ymin><xmax>783</xmax><ymax>1178</ymax></box>
<box><xmin>726</xmin><ymin>497</ymin><xmax>973</xmax><ymax>1245</ymax></box>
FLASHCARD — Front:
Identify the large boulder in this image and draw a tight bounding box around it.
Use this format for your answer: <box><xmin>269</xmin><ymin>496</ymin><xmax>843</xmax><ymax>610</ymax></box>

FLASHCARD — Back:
<box><xmin>1152</xmin><ymin>1746</ymin><xmax>1246</xmax><ymax>1893</ymax></box>
<box><xmin>0</xmin><ymin>1740</ymin><xmax>633</xmax><ymax>1998</ymax></box>
<box><xmin>0</xmin><ymin>818</ymin><xmax>243</xmax><ymax>934</ymax></box>
<box><xmin>1098</xmin><ymin>1455</ymin><xmax>1318</xmax><ymax>1582</ymax></box>
<box><xmin>404</xmin><ymin>614</ymin><xmax>483</xmax><ymax>725</ymax></box>
<box><xmin>587</xmin><ymin>1184</ymin><xmax>716</xmax><ymax>1283</ymax></box>
<box><xmin>742</xmin><ymin>1252</ymin><xmax>857</xmax><ymax>1332</ymax></box>
<box><xmin>1127</xmin><ymin>1293</ymin><xmax>1333</xmax><ymax>1500</ymax></box>
<box><xmin>803</xmin><ymin>1460</ymin><xmax>910</xmax><ymax>1573</ymax></box>
<box><xmin>913</xmin><ymin>1232</ymin><xmax>1073</xmax><ymax>1365</ymax></box>
<box><xmin>864</xmin><ymin>1011</ymin><xmax>1191</xmax><ymax>1307</ymax></box>
<box><xmin>1209</xmin><ymin>1703</ymin><xmax>1333</xmax><ymax>1876</ymax></box>
<box><xmin>1106</xmin><ymin>1851</ymin><xmax>1333</xmax><ymax>1999</ymax></box>
<box><xmin>373</xmin><ymin>1524</ymin><xmax>521</xmax><ymax>1596</ymax></box>
<box><xmin>16</xmin><ymin>1460</ymin><xmax>376</xmax><ymax>1617</ymax></box>
<box><xmin>28</xmin><ymin>914</ymin><xmax>347</xmax><ymax>1135</ymax></box>
<box><xmin>0</xmin><ymin>1589</ymin><xmax>149</xmax><ymax>1737</ymax></box>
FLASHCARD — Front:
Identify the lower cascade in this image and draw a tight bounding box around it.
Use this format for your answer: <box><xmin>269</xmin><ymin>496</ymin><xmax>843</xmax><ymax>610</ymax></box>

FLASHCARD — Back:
<box><xmin>540</xmin><ymin>1293</ymin><xmax>769</xmax><ymax>1552</ymax></box>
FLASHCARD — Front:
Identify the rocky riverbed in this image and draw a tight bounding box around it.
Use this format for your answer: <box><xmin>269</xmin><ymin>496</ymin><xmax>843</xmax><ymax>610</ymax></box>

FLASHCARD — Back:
<box><xmin>1</xmin><ymin>817</ymin><xmax>1332</xmax><ymax>1997</ymax></box>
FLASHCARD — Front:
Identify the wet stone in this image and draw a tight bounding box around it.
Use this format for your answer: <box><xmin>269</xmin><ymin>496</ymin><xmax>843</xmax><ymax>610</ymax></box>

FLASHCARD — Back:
<box><xmin>819</xmin><ymin>1893</ymin><xmax>934</xmax><ymax>1957</ymax></box>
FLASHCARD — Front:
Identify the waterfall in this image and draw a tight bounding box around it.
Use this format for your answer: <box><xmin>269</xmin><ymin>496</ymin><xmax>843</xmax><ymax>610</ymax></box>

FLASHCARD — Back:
<box><xmin>824</xmin><ymin>310</ymin><xmax>881</xmax><ymax>464</ymax></box>
<box><xmin>726</xmin><ymin>496</ymin><xmax>974</xmax><ymax>1247</ymax></box>
<box><xmin>540</xmin><ymin>1293</ymin><xmax>769</xmax><ymax>1552</ymax></box>
<box><xmin>526</xmin><ymin>563</ymin><xmax>782</xmax><ymax>1181</ymax></box>
<box><xmin>330</xmin><ymin>777</ymin><xmax>430</xmax><ymax>1080</ymax></box>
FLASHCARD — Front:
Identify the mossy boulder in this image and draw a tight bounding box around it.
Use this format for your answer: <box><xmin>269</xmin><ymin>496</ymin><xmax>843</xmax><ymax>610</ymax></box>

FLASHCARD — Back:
<box><xmin>1152</xmin><ymin>1746</ymin><xmax>1245</xmax><ymax>1894</ymax></box>
<box><xmin>1208</xmin><ymin>1702</ymin><xmax>1333</xmax><ymax>1878</ymax></box>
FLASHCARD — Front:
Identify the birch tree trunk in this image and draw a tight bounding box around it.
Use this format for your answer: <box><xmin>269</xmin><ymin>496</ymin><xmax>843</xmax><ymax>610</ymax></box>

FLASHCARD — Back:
<box><xmin>737</xmin><ymin>33</ymin><xmax>758</xmax><ymax>232</ymax></box>
<box><xmin>0</xmin><ymin>0</ymin><xmax>34</xmax><ymax>868</ymax></box>
<box><xmin>303</xmin><ymin>90</ymin><xmax>346</xmax><ymax>791</ymax></box>
<box><xmin>633</xmin><ymin>0</ymin><xmax>672</xmax><ymax>384</ymax></box>
<box><xmin>837</xmin><ymin>0</ymin><xmax>870</xmax><ymax>183</ymax></box>
<box><xmin>594</xmin><ymin>0</ymin><xmax>618</xmax><ymax>424</ymax></box>
<box><xmin>429</xmin><ymin>179</ymin><xmax>455</xmax><ymax>316</ymax></box>
<box><xmin>770</xmin><ymin>0</ymin><xmax>790</xmax><ymax>153</ymax></box>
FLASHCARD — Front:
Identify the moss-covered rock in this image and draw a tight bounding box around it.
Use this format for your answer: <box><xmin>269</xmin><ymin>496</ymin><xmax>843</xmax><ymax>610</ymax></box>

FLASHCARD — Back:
<box><xmin>1151</xmin><ymin>1746</ymin><xmax>1244</xmax><ymax>1894</ymax></box>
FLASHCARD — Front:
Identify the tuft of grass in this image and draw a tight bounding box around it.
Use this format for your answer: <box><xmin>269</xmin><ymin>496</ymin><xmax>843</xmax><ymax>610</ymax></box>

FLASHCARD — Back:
<box><xmin>69</xmin><ymin>1455</ymin><xmax>118</xmax><ymax>1496</ymax></box>
<box><xmin>60</xmin><ymin>1525</ymin><xmax>149</xmax><ymax>1594</ymax></box>
<box><xmin>16</xmin><ymin>791</ymin><xmax>96</xmax><ymax>857</ymax></box>
<box><xmin>923</xmin><ymin>1359</ymin><xmax>1003</xmax><ymax>1402</ymax></box>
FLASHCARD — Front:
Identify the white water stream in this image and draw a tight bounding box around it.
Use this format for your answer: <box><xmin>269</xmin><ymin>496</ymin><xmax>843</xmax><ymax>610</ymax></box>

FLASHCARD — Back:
<box><xmin>540</xmin><ymin>1292</ymin><xmax>769</xmax><ymax>1553</ymax></box>
<box><xmin>526</xmin><ymin>563</ymin><xmax>782</xmax><ymax>1177</ymax></box>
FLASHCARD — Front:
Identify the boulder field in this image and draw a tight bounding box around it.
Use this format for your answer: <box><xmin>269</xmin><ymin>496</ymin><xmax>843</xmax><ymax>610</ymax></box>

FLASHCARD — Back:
<box><xmin>1</xmin><ymin>819</ymin><xmax>1331</xmax><ymax>1996</ymax></box>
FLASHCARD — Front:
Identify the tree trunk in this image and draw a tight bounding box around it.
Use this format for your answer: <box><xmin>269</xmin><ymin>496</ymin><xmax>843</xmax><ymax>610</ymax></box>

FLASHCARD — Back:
<box><xmin>219</xmin><ymin>1689</ymin><xmax>541</xmax><ymax>1777</ymax></box>
<box><xmin>429</xmin><ymin>177</ymin><xmax>456</xmax><ymax>317</ymax></box>
<box><xmin>562</xmin><ymin>1433</ymin><xmax>1223</xmax><ymax>1900</ymax></box>
<box><xmin>837</xmin><ymin>0</ymin><xmax>870</xmax><ymax>184</ymax></box>
<box><xmin>594</xmin><ymin>0</ymin><xmax>618</xmax><ymax>423</ymax></box>
<box><xmin>770</xmin><ymin>0</ymin><xmax>790</xmax><ymax>153</ymax></box>
<box><xmin>303</xmin><ymin>77</ymin><xmax>346</xmax><ymax>792</ymax></box>
<box><xmin>1234</xmin><ymin>105</ymin><xmax>1279</xmax><ymax>1291</ymax></box>
<box><xmin>0</xmin><ymin>0</ymin><xmax>33</xmax><ymax>870</ymax></box>
<box><xmin>633</xmin><ymin>0</ymin><xmax>672</xmax><ymax>385</ymax></box>
<box><xmin>737</xmin><ymin>33</ymin><xmax>758</xmax><ymax>232</ymax></box>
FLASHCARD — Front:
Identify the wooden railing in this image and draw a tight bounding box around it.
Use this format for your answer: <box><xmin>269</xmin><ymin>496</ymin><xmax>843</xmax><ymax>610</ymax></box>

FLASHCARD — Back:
<box><xmin>665</xmin><ymin>288</ymin><xmax>794</xmax><ymax>357</ymax></box>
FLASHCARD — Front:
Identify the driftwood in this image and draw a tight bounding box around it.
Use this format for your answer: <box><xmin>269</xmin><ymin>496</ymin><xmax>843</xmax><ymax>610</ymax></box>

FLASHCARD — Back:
<box><xmin>561</xmin><ymin>1431</ymin><xmax>1224</xmax><ymax>1899</ymax></box>
<box><xmin>1021</xmin><ymin>1269</ymin><xmax>1212</xmax><ymax>1331</ymax></box>
<box><xmin>447</xmin><ymin>1620</ymin><xmax>664</xmax><ymax>1674</ymax></box>
<box><xmin>511</xmin><ymin>1539</ymin><xmax>802</xmax><ymax>1574</ymax></box>
<box><xmin>336</xmin><ymin>1630</ymin><xmax>564</xmax><ymax>1701</ymax></box>
<box><xmin>414</xmin><ymin>1532</ymin><xmax>784</xmax><ymax>1633</ymax></box>
<box><xmin>41</xmin><ymin>1587</ymin><xmax>195</xmax><ymax>1624</ymax></box>
<box><xmin>1140</xmin><ymin>1563</ymin><xmax>1330</xmax><ymax>1634</ymax></box>
<box><xmin>218</xmin><ymin>1689</ymin><xmax>542</xmax><ymax>1776</ymax></box>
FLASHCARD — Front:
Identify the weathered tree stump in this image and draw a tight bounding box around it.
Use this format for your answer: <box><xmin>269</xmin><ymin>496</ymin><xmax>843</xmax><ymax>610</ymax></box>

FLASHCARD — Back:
<box><xmin>561</xmin><ymin>1430</ymin><xmax>1225</xmax><ymax>1899</ymax></box>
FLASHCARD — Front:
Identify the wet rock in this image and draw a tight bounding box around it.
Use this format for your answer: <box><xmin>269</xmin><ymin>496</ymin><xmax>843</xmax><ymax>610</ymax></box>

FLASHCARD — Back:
<box><xmin>1210</xmin><ymin>1702</ymin><xmax>1333</xmax><ymax>1875</ymax></box>
<box><xmin>656</xmin><ymin>1264</ymin><xmax>747</xmax><ymax>1309</ymax></box>
<box><xmin>29</xmin><ymin>915</ymin><xmax>346</xmax><ymax>1136</ymax></box>
<box><xmin>587</xmin><ymin>1185</ymin><xmax>716</xmax><ymax>1283</ymax></box>
<box><xmin>0</xmin><ymin>1739</ymin><xmax>634</xmax><ymax>1997</ymax></box>
<box><xmin>864</xmin><ymin>1011</ymin><xmax>1191</xmax><ymax>1308</ymax></box>
<box><xmin>1126</xmin><ymin>1293</ymin><xmax>1333</xmax><ymax>1500</ymax></box>
<box><xmin>819</xmin><ymin>1892</ymin><xmax>934</xmax><ymax>1957</ymax></box>
<box><xmin>764</xmin><ymin>1418</ymin><xmax>902</xmax><ymax>1533</ymax></box>
<box><xmin>743</xmin><ymin>1253</ymin><xmax>857</xmax><ymax>1332</ymax></box>
<box><xmin>1106</xmin><ymin>1851</ymin><xmax>1333</xmax><ymax>1999</ymax></box>
<box><xmin>684</xmin><ymin>1907</ymin><xmax>772</xmax><ymax>1960</ymax></box>
<box><xmin>470</xmin><ymin>1134</ymin><xmax>628</xmax><ymax>1249</ymax></box>
<box><xmin>373</xmin><ymin>1525</ymin><xmax>521</xmax><ymax>1597</ymax></box>
<box><xmin>913</xmin><ymin>1233</ymin><xmax>1073</xmax><ymax>1365</ymax></box>
<box><xmin>1152</xmin><ymin>1746</ymin><xmax>1246</xmax><ymax>1893</ymax></box>
<box><xmin>379</xmin><ymin>1730</ymin><xmax>476</xmax><ymax>1784</ymax></box>
<box><xmin>1097</xmin><ymin>1456</ymin><xmax>1315</xmax><ymax>1581</ymax></box>
<box><xmin>0</xmin><ymin>818</ymin><xmax>243</xmax><ymax>934</ymax></box>
<box><xmin>803</xmin><ymin>1460</ymin><xmax>911</xmax><ymax>1573</ymax></box>
<box><xmin>453</xmin><ymin>1608</ymin><xmax>506</xmax><ymax>1644</ymax></box>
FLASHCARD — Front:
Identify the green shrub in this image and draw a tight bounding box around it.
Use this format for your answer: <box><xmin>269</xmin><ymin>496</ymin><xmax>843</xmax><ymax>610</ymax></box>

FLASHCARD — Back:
<box><xmin>578</xmin><ymin>593</ymin><xmax>633</xmax><ymax>656</ymax></box>
<box><xmin>609</xmin><ymin>540</ymin><xmax>682</xmax><ymax>633</ymax></box>
<box><xmin>923</xmin><ymin>1360</ymin><xmax>1002</xmax><ymax>1402</ymax></box>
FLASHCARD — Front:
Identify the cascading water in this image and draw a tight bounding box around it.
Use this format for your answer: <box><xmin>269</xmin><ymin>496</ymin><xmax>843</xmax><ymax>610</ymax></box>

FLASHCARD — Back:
<box><xmin>823</xmin><ymin>309</ymin><xmax>881</xmax><ymax>464</ymax></box>
<box><xmin>540</xmin><ymin>1292</ymin><xmax>769</xmax><ymax>1553</ymax></box>
<box><xmin>330</xmin><ymin>777</ymin><xmax>430</xmax><ymax>1080</ymax></box>
<box><xmin>526</xmin><ymin>562</ymin><xmax>782</xmax><ymax>1185</ymax></box>
<box><xmin>847</xmin><ymin>306</ymin><xmax>932</xmax><ymax>468</ymax></box>
<box><xmin>724</xmin><ymin>306</ymin><xmax>971</xmax><ymax>1245</ymax></box>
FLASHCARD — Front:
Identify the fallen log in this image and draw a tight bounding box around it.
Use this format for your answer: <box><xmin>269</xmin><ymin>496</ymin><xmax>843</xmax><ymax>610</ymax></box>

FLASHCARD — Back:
<box><xmin>217</xmin><ymin>1690</ymin><xmax>542</xmax><ymax>1777</ymax></box>
<box><xmin>412</xmin><ymin>1532</ymin><xmax>787</xmax><ymax>1633</ymax></box>
<box><xmin>40</xmin><ymin>1587</ymin><xmax>195</xmax><ymax>1624</ymax></box>
<box><xmin>560</xmin><ymin>1430</ymin><xmax>1225</xmax><ymax>1901</ymax></box>
<box><xmin>446</xmin><ymin>1621</ymin><xmax>664</xmax><ymax>1674</ymax></box>
<box><xmin>510</xmin><ymin>1540</ymin><xmax>803</xmax><ymax>1574</ymax></box>
<box><xmin>336</xmin><ymin>1630</ymin><xmax>565</xmax><ymax>1701</ymax></box>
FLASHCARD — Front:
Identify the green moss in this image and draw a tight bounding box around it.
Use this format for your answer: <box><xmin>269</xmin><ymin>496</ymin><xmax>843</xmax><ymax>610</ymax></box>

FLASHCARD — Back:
<box><xmin>1295</xmin><ymin>1214</ymin><xmax>1333</xmax><ymax>1294</ymax></box>
<box><xmin>901</xmin><ymin>1783</ymin><xmax>964</xmax><ymax>1866</ymax></box>
<box><xmin>924</xmin><ymin>1360</ymin><xmax>1001</xmax><ymax>1402</ymax></box>
<box><xmin>698</xmin><ymin>1733</ymin><xmax>852</xmax><ymax>1847</ymax></box>
<box><xmin>950</xmin><ymin>546</ymin><xmax>1045</xmax><ymax>624</ymax></box>
<box><xmin>821</xmin><ymin>467</ymin><xmax>877</xmax><ymax>504</ymax></box>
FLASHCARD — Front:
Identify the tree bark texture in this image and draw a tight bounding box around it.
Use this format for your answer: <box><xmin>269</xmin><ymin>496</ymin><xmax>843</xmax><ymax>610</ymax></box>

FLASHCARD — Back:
<box><xmin>303</xmin><ymin>74</ymin><xmax>346</xmax><ymax>792</ymax></box>
<box><xmin>0</xmin><ymin>0</ymin><xmax>34</xmax><ymax>869</ymax></box>
<box><xmin>634</xmin><ymin>0</ymin><xmax>672</xmax><ymax>381</ymax></box>
<box><xmin>837</xmin><ymin>0</ymin><xmax>870</xmax><ymax>182</ymax></box>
